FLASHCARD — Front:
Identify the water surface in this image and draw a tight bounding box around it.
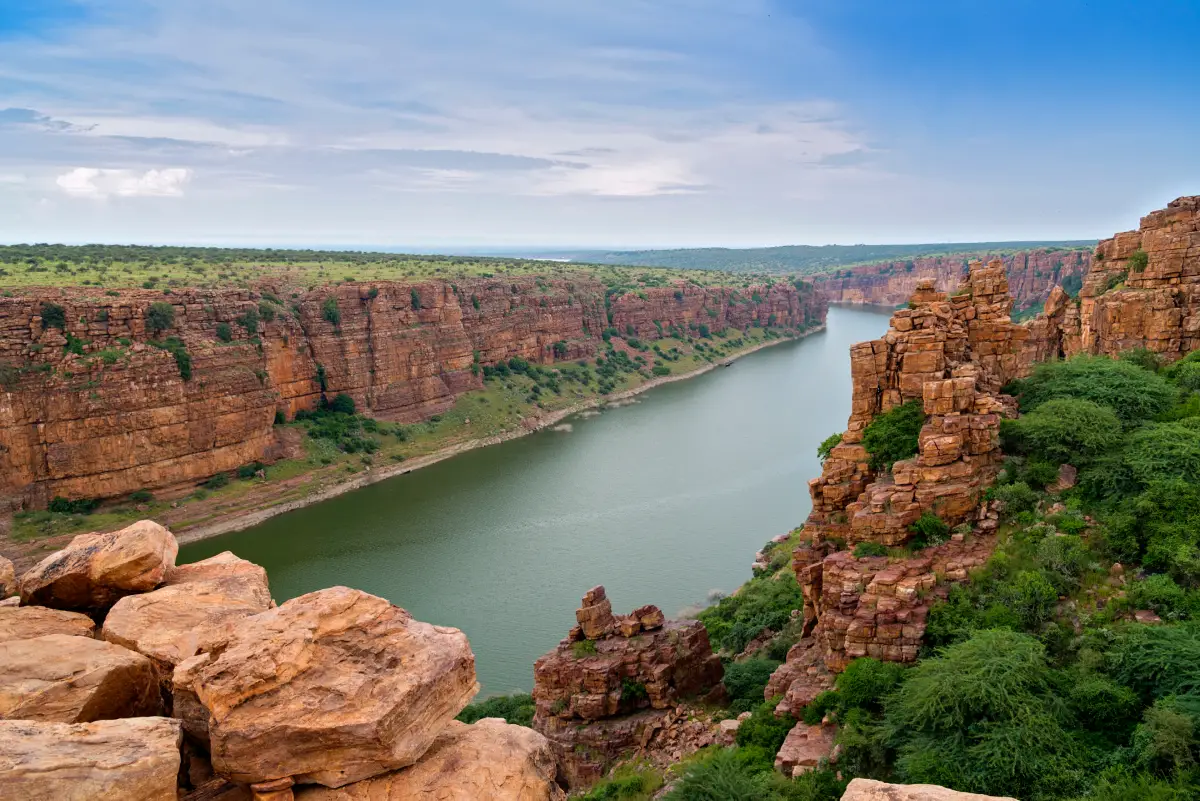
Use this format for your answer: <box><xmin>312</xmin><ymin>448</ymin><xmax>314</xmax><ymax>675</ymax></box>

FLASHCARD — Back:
<box><xmin>181</xmin><ymin>306</ymin><xmax>891</xmax><ymax>694</ymax></box>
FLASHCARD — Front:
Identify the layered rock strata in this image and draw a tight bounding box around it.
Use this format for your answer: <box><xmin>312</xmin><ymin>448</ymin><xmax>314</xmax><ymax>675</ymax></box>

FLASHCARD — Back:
<box><xmin>816</xmin><ymin>249</ymin><xmax>1090</xmax><ymax>311</ymax></box>
<box><xmin>0</xmin><ymin>277</ymin><xmax>825</xmax><ymax>509</ymax></box>
<box><xmin>532</xmin><ymin>587</ymin><xmax>724</xmax><ymax>787</ymax></box>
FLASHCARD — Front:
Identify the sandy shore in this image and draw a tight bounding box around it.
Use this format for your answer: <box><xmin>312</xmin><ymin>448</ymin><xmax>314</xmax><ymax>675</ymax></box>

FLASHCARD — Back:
<box><xmin>174</xmin><ymin>327</ymin><xmax>824</xmax><ymax>545</ymax></box>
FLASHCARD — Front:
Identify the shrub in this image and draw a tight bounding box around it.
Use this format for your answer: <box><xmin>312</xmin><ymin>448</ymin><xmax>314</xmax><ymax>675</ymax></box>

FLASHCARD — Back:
<box><xmin>128</xmin><ymin>490</ymin><xmax>154</xmax><ymax>504</ymax></box>
<box><xmin>579</xmin><ymin>764</ymin><xmax>664</xmax><ymax>800</ymax></box>
<box><xmin>322</xmin><ymin>296</ymin><xmax>341</xmax><ymax>325</ymax></box>
<box><xmin>1123</xmin><ymin>422</ymin><xmax>1200</xmax><ymax>488</ymax></box>
<box><xmin>1121</xmin><ymin>347</ymin><xmax>1163</xmax><ymax>373</ymax></box>
<box><xmin>908</xmin><ymin>512</ymin><xmax>949</xmax><ymax>550</ymax></box>
<box><xmin>1105</xmin><ymin>622</ymin><xmax>1200</xmax><ymax>703</ymax></box>
<box><xmin>236</xmin><ymin>461</ymin><xmax>264</xmax><ymax>479</ymax></box>
<box><xmin>723</xmin><ymin>659</ymin><xmax>781</xmax><ymax>711</ymax></box>
<box><xmin>149</xmin><ymin>336</ymin><xmax>192</xmax><ymax>380</ymax></box>
<box><xmin>456</xmin><ymin>693</ymin><xmax>534</xmax><ymax>727</ymax></box>
<box><xmin>1010</xmin><ymin>355</ymin><xmax>1175</xmax><ymax>424</ymax></box>
<box><xmin>1128</xmin><ymin>249</ymin><xmax>1149</xmax><ymax>272</ymax></box>
<box><xmin>39</xmin><ymin>302</ymin><xmax>66</xmax><ymax>329</ymax></box>
<box><xmin>1002</xmin><ymin>398</ymin><xmax>1123</xmax><ymax>465</ymax></box>
<box><xmin>835</xmin><ymin>657</ymin><xmax>907</xmax><ymax>712</ymax></box>
<box><xmin>652</xmin><ymin>365</ymin><xmax>671</xmax><ymax>376</ymax></box>
<box><xmin>816</xmin><ymin>433</ymin><xmax>841</xmax><ymax>462</ymax></box>
<box><xmin>621</xmin><ymin>679</ymin><xmax>649</xmax><ymax>705</ymax></box>
<box><xmin>258</xmin><ymin>301</ymin><xmax>276</xmax><ymax>321</ymax></box>
<box><xmin>698</xmin><ymin>573</ymin><xmax>805</xmax><ymax>655</ymax></box>
<box><xmin>1126</xmin><ymin>575</ymin><xmax>1193</xmax><ymax>620</ymax></box>
<box><xmin>853</xmin><ymin>541</ymin><xmax>888</xmax><ymax>558</ymax></box>
<box><xmin>411</xmin><ymin>289</ymin><xmax>421</xmax><ymax>310</ymax></box>
<box><xmin>664</xmin><ymin>747</ymin><xmax>774</xmax><ymax>801</ymax></box>
<box><xmin>861</xmin><ymin>401</ymin><xmax>924</xmax><ymax>472</ymax></box>
<box><xmin>146</xmin><ymin>301</ymin><xmax>175</xmax><ymax>334</ymax></box>
<box><xmin>327</xmin><ymin>393</ymin><xmax>356</xmax><ymax>415</ymax></box>
<box><xmin>215</xmin><ymin>322</ymin><xmax>233</xmax><ymax>342</ymax></box>
<box><xmin>993</xmin><ymin>481</ymin><xmax>1039</xmax><ymax>517</ymax></box>
<box><xmin>572</xmin><ymin>639</ymin><xmax>597</xmax><ymax>658</ymax></box>
<box><xmin>736</xmin><ymin>699</ymin><xmax>797</xmax><ymax>755</ymax></box>
<box><xmin>1131</xmin><ymin>699</ymin><xmax>1198</xmax><ymax>776</ymax></box>
<box><xmin>236</xmin><ymin>307</ymin><xmax>259</xmax><ymax>333</ymax></box>
<box><xmin>48</xmin><ymin>496</ymin><xmax>99</xmax><ymax>515</ymax></box>
<box><xmin>203</xmin><ymin>472</ymin><xmax>230</xmax><ymax>490</ymax></box>
<box><xmin>1036</xmin><ymin>534</ymin><xmax>1091</xmax><ymax>594</ymax></box>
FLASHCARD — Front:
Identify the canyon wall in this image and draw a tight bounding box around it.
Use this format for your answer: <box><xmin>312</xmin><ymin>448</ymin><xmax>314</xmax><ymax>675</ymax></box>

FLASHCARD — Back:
<box><xmin>1031</xmin><ymin>195</ymin><xmax>1200</xmax><ymax>361</ymax></box>
<box><xmin>816</xmin><ymin>249</ymin><xmax>1090</xmax><ymax>312</ymax></box>
<box><xmin>0</xmin><ymin>276</ymin><xmax>825</xmax><ymax>508</ymax></box>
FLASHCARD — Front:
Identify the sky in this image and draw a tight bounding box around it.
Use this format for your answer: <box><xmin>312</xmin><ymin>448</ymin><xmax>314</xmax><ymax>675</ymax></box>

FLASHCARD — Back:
<box><xmin>0</xmin><ymin>0</ymin><xmax>1197</xmax><ymax>249</ymax></box>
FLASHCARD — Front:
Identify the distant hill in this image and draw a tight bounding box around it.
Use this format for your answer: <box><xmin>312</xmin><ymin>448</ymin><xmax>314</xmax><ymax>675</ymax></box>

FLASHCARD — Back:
<box><xmin>558</xmin><ymin>241</ymin><xmax>1097</xmax><ymax>275</ymax></box>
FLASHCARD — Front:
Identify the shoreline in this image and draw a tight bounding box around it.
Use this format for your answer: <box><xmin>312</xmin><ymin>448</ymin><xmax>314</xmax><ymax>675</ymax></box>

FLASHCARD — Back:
<box><xmin>175</xmin><ymin>325</ymin><xmax>825</xmax><ymax>545</ymax></box>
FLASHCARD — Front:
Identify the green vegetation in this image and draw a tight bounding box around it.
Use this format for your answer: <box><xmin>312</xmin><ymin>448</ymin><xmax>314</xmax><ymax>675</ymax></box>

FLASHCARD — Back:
<box><xmin>456</xmin><ymin>693</ymin><xmax>534</xmax><ymax>727</ymax></box>
<box><xmin>861</xmin><ymin>401</ymin><xmax>924</xmax><ymax>472</ymax></box>
<box><xmin>39</xmin><ymin>301</ymin><xmax>65</xmax><ymax>329</ymax></box>
<box><xmin>816</xmin><ymin>432</ymin><xmax>841</xmax><ymax>462</ymax></box>
<box><xmin>1129</xmin><ymin>249</ymin><xmax>1149</xmax><ymax>272</ymax></box>
<box><xmin>149</xmin><ymin>336</ymin><xmax>191</xmax><ymax>380</ymax></box>
<box><xmin>698</xmin><ymin>571</ymin><xmax>804</xmax><ymax>657</ymax></box>
<box><xmin>145</xmin><ymin>301</ymin><xmax>175</xmax><ymax>334</ymax></box>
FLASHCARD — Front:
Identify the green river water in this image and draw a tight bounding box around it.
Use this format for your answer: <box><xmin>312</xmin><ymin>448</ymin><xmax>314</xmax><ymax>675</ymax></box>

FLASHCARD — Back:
<box><xmin>180</xmin><ymin>305</ymin><xmax>892</xmax><ymax>695</ymax></box>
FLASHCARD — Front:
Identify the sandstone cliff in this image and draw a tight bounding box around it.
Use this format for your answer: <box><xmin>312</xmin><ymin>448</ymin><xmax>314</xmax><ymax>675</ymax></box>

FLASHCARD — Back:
<box><xmin>816</xmin><ymin>249</ymin><xmax>1089</xmax><ymax>312</ymax></box>
<box><xmin>0</xmin><ymin>276</ymin><xmax>825</xmax><ymax>508</ymax></box>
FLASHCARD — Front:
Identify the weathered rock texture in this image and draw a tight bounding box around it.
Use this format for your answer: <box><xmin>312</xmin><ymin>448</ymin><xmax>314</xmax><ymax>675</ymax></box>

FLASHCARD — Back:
<box><xmin>0</xmin><ymin>277</ymin><xmax>825</xmax><ymax>508</ymax></box>
<box><xmin>102</xmin><ymin>551</ymin><xmax>272</xmax><ymax>679</ymax></box>
<box><xmin>1031</xmin><ymin>196</ymin><xmax>1200</xmax><ymax>362</ymax></box>
<box><xmin>840</xmin><ymin>778</ymin><xmax>1017</xmax><ymax>801</ymax></box>
<box><xmin>0</xmin><ymin>716</ymin><xmax>182</xmax><ymax>800</ymax></box>
<box><xmin>532</xmin><ymin>587</ymin><xmax>723</xmax><ymax>787</ymax></box>
<box><xmin>775</xmin><ymin>721</ymin><xmax>837</xmax><ymax>778</ymax></box>
<box><xmin>295</xmin><ymin>718</ymin><xmax>565</xmax><ymax>801</ymax></box>
<box><xmin>172</xmin><ymin>586</ymin><xmax>478</xmax><ymax>788</ymax></box>
<box><xmin>18</xmin><ymin>520</ymin><xmax>178</xmax><ymax>612</ymax></box>
<box><xmin>0</xmin><ymin>556</ymin><xmax>14</xmax><ymax>598</ymax></box>
<box><xmin>816</xmin><ymin>249</ymin><xmax>1090</xmax><ymax>313</ymax></box>
<box><xmin>0</xmin><ymin>633</ymin><xmax>160</xmax><ymax>723</ymax></box>
<box><xmin>0</xmin><ymin>604</ymin><xmax>96</xmax><ymax>643</ymax></box>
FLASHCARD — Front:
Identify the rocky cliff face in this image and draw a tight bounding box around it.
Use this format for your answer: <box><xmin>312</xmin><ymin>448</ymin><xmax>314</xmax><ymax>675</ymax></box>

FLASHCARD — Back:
<box><xmin>0</xmin><ymin>277</ymin><xmax>825</xmax><ymax>509</ymax></box>
<box><xmin>1031</xmin><ymin>196</ymin><xmax>1200</xmax><ymax>361</ymax></box>
<box><xmin>816</xmin><ymin>249</ymin><xmax>1090</xmax><ymax>312</ymax></box>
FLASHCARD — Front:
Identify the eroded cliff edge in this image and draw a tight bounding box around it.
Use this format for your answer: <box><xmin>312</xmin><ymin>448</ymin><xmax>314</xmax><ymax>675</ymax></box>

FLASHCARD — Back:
<box><xmin>0</xmin><ymin>276</ymin><xmax>825</xmax><ymax>508</ymax></box>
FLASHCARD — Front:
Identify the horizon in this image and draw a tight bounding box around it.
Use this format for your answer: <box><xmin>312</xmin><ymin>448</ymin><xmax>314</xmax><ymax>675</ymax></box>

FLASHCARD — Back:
<box><xmin>1</xmin><ymin>2</ymin><xmax>1197</xmax><ymax>247</ymax></box>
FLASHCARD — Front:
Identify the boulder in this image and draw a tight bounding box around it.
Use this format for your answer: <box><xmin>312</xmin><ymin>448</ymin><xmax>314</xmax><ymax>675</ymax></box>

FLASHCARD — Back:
<box><xmin>0</xmin><ymin>605</ymin><xmax>96</xmax><ymax>643</ymax></box>
<box><xmin>0</xmin><ymin>716</ymin><xmax>181</xmax><ymax>800</ymax></box>
<box><xmin>840</xmin><ymin>778</ymin><xmax>1017</xmax><ymax>801</ymax></box>
<box><xmin>775</xmin><ymin>722</ymin><xmax>837</xmax><ymax>777</ymax></box>
<box><xmin>172</xmin><ymin>586</ymin><xmax>477</xmax><ymax>788</ymax></box>
<box><xmin>0</xmin><ymin>633</ymin><xmax>161</xmax><ymax>723</ymax></box>
<box><xmin>19</xmin><ymin>520</ymin><xmax>178</xmax><ymax>612</ymax></box>
<box><xmin>295</xmin><ymin>718</ymin><xmax>565</xmax><ymax>801</ymax></box>
<box><xmin>102</xmin><ymin>552</ymin><xmax>272</xmax><ymax>676</ymax></box>
<box><xmin>0</xmin><ymin>556</ymin><xmax>15</xmax><ymax>599</ymax></box>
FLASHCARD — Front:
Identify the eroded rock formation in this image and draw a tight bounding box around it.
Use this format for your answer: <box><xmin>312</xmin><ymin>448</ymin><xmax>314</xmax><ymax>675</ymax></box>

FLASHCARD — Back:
<box><xmin>532</xmin><ymin>586</ymin><xmax>724</xmax><ymax>787</ymax></box>
<box><xmin>816</xmin><ymin>249</ymin><xmax>1090</xmax><ymax>313</ymax></box>
<box><xmin>0</xmin><ymin>277</ymin><xmax>825</xmax><ymax>509</ymax></box>
<box><xmin>840</xmin><ymin>778</ymin><xmax>1017</xmax><ymax>801</ymax></box>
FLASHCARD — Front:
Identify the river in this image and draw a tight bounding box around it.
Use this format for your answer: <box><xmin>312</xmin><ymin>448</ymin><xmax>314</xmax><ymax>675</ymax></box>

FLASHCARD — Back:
<box><xmin>179</xmin><ymin>305</ymin><xmax>892</xmax><ymax>694</ymax></box>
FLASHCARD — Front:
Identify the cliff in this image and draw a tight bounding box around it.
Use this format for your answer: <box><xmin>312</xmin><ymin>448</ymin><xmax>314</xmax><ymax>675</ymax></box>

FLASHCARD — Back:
<box><xmin>816</xmin><ymin>249</ymin><xmax>1090</xmax><ymax>312</ymax></box>
<box><xmin>1030</xmin><ymin>195</ymin><xmax>1200</xmax><ymax>361</ymax></box>
<box><xmin>0</xmin><ymin>277</ymin><xmax>826</xmax><ymax>509</ymax></box>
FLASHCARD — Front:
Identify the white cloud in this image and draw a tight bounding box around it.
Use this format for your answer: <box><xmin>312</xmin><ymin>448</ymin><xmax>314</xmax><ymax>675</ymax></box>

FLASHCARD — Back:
<box><xmin>55</xmin><ymin>167</ymin><xmax>193</xmax><ymax>199</ymax></box>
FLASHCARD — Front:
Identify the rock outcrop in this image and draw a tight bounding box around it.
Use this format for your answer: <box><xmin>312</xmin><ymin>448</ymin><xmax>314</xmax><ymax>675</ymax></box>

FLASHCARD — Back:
<box><xmin>0</xmin><ymin>556</ymin><xmax>14</xmax><ymax>599</ymax></box>
<box><xmin>102</xmin><ymin>551</ymin><xmax>272</xmax><ymax>679</ymax></box>
<box><xmin>816</xmin><ymin>249</ymin><xmax>1090</xmax><ymax>313</ymax></box>
<box><xmin>775</xmin><ymin>720</ymin><xmax>837</xmax><ymax>778</ymax></box>
<box><xmin>0</xmin><ymin>716</ymin><xmax>182</xmax><ymax>800</ymax></box>
<box><xmin>0</xmin><ymin>277</ymin><xmax>825</xmax><ymax>509</ymax></box>
<box><xmin>172</xmin><ymin>586</ymin><xmax>478</xmax><ymax>788</ymax></box>
<box><xmin>19</xmin><ymin>520</ymin><xmax>178</xmax><ymax>612</ymax></box>
<box><xmin>295</xmin><ymin>718</ymin><xmax>565</xmax><ymax>801</ymax></box>
<box><xmin>532</xmin><ymin>587</ymin><xmax>724</xmax><ymax>787</ymax></box>
<box><xmin>1031</xmin><ymin>196</ymin><xmax>1200</xmax><ymax>363</ymax></box>
<box><xmin>0</xmin><ymin>633</ymin><xmax>160</xmax><ymax>723</ymax></box>
<box><xmin>0</xmin><ymin>604</ymin><xmax>96</xmax><ymax>643</ymax></box>
<box><xmin>840</xmin><ymin>778</ymin><xmax>1017</xmax><ymax>801</ymax></box>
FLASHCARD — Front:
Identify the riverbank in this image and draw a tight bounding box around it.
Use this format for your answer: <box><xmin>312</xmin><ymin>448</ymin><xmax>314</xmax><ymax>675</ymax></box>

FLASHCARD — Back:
<box><xmin>2</xmin><ymin>325</ymin><xmax>823</xmax><ymax>568</ymax></box>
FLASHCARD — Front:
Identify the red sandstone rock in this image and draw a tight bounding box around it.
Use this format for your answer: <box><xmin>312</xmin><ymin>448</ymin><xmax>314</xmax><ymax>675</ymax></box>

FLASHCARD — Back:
<box><xmin>0</xmin><ymin>557</ymin><xmax>14</xmax><ymax>599</ymax></box>
<box><xmin>775</xmin><ymin>721</ymin><xmax>837</xmax><ymax>777</ymax></box>
<box><xmin>19</xmin><ymin>520</ymin><xmax>178</xmax><ymax>612</ymax></box>
<box><xmin>841</xmin><ymin>778</ymin><xmax>1017</xmax><ymax>801</ymax></box>
<box><xmin>172</xmin><ymin>586</ymin><xmax>478</xmax><ymax>788</ymax></box>
<box><xmin>0</xmin><ymin>604</ymin><xmax>96</xmax><ymax>643</ymax></box>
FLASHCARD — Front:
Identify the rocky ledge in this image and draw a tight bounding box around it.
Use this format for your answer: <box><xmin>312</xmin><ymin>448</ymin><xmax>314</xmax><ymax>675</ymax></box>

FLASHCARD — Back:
<box><xmin>0</xmin><ymin>520</ymin><xmax>564</xmax><ymax>801</ymax></box>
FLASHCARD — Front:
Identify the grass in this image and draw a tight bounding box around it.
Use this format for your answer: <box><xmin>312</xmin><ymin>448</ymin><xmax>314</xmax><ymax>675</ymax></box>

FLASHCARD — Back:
<box><xmin>10</xmin><ymin>326</ymin><xmax>809</xmax><ymax>541</ymax></box>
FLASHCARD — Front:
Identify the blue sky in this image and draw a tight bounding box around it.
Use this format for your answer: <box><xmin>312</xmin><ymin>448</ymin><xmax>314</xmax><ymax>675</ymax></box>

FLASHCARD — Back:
<box><xmin>0</xmin><ymin>0</ymin><xmax>1196</xmax><ymax>248</ymax></box>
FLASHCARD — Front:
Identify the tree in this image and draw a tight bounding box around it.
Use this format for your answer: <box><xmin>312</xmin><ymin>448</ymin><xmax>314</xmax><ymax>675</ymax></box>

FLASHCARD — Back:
<box><xmin>327</xmin><ymin>393</ymin><xmax>356</xmax><ymax>415</ymax></box>
<box><xmin>1010</xmin><ymin>355</ymin><xmax>1175</xmax><ymax>424</ymax></box>
<box><xmin>215</xmin><ymin>322</ymin><xmax>233</xmax><ymax>342</ymax></box>
<box><xmin>861</xmin><ymin>401</ymin><xmax>924</xmax><ymax>472</ymax></box>
<box><xmin>817</xmin><ymin>433</ymin><xmax>842</xmax><ymax>462</ymax></box>
<box><xmin>146</xmin><ymin>302</ymin><xmax>175</xmax><ymax>335</ymax></box>
<box><xmin>1002</xmin><ymin>397</ymin><xmax>1123</xmax><ymax>465</ymax></box>
<box><xmin>39</xmin><ymin>302</ymin><xmax>66</xmax><ymax>329</ymax></box>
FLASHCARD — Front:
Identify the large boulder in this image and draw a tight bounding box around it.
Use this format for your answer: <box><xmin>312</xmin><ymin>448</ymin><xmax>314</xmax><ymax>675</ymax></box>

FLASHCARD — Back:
<box><xmin>172</xmin><ymin>586</ymin><xmax>478</xmax><ymax>788</ymax></box>
<box><xmin>840</xmin><ymin>778</ymin><xmax>1018</xmax><ymax>801</ymax></box>
<box><xmin>0</xmin><ymin>716</ymin><xmax>181</xmax><ymax>800</ymax></box>
<box><xmin>0</xmin><ymin>556</ymin><xmax>15</xmax><ymax>599</ymax></box>
<box><xmin>102</xmin><ymin>552</ymin><xmax>272</xmax><ymax>677</ymax></box>
<box><xmin>19</xmin><ymin>520</ymin><xmax>178</xmax><ymax>612</ymax></box>
<box><xmin>0</xmin><ymin>633</ymin><xmax>160</xmax><ymax>723</ymax></box>
<box><xmin>295</xmin><ymin>718</ymin><xmax>565</xmax><ymax>801</ymax></box>
<box><xmin>0</xmin><ymin>605</ymin><xmax>96</xmax><ymax>643</ymax></box>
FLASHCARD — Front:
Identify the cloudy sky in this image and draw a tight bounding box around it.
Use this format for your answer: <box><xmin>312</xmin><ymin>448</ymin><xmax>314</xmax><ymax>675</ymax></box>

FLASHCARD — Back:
<box><xmin>0</xmin><ymin>1</ymin><xmax>1197</xmax><ymax>248</ymax></box>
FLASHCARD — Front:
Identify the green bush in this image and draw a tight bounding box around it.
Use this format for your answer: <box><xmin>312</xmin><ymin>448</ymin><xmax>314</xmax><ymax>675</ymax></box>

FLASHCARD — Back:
<box><xmin>861</xmin><ymin>401</ymin><xmax>924</xmax><ymax>472</ymax></box>
<box><xmin>1002</xmin><ymin>397</ymin><xmax>1123</xmax><ymax>465</ymax></box>
<box><xmin>836</xmin><ymin>657</ymin><xmax>907</xmax><ymax>713</ymax></box>
<box><xmin>908</xmin><ymin>512</ymin><xmax>949</xmax><ymax>550</ymax></box>
<box><xmin>128</xmin><ymin>490</ymin><xmax>154</xmax><ymax>504</ymax></box>
<box><xmin>327</xmin><ymin>393</ymin><xmax>356</xmax><ymax>415</ymax></box>
<box><xmin>1123</xmin><ymin>423</ymin><xmax>1200</xmax><ymax>488</ymax></box>
<box><xmin>1128</xmin><ymin>249</ymin><xmax>1149</xmax><ymax>272</ymax></box>
<box><xmin>236</xmin><ymin>307</ymin><xmax>259</xmax><ymax>333</ymax></box>
<box><xmin>39</xmin><ymin>302</ymin><xmax>66</xmax><ymax>329</ymax></box>
<box><xmin>652</xmin><ymin>365</ymin><xmax>671</xmax><ymax>376</ymax></box>
<box><xmin>723</xmin><ymin>659</ymin><xmax>781</xmax><ymax>711</ymax></box>
<box><xmin>572</xmin><ymin>639</ymin><xmax>597</xmax><ymax>658</ymax></box>
<box><xmin>698</xmin><ymin>572</ymin><xmax>805</xmax><ymax>655</ymax></box>
<box><xmin>1009</xmin><ymin>355</ymin><xmax>1175</xmax><ymax>424</ymax></box>
<box><xmin>816</xmin><ymin>433</ymin><xmax>841</xmax><ymax>462</ymax></box>
<box><xmin>411</xmin><ymin>289</ymin><xmax>421</xmax><ymax>310</ymax></box>
<box><xmin>1069</xmin><ymin>769</ymin><xmax>1198</xmax><ymax>801</ymax></box>
<box><xmin>853</xmin><ymin>541</ymin><xmax>888</xmax><ymax>558</ymax></box>
<box><xmin>735</xmin><ymin>699</ymin><xmax>797</xmax><ymax>755</ymax></box>
<box><xmin>203</xmin><ymin>472</ymin><xmax>230</xmax><ymax>490</ymax></box>
<box><xmin>883</xmin><ymin>630</ymin><xmax>1087</xmax><ymax>800</ymax></box>
<box><xmin>215</xmin><ymin>322</ymin><xmax>233</xmax><ymax>342</ymax></box>
<box><xmin>149</xmin><ymin>336</ymin><xmax>192</xmax><ymax>380</ymax></box>
<box><xmin>1105</xmin><ymin>622</ymin><xmax>1200</xmax><ymax>703</ymax></box>
<box><xmin>456</xmin><ymin>693</ymin><xmax>534</xmax><ymax>727</ymax></box>
<box><xmin>48</xmin><ymin>496</ymin><xmax>99</xmax><ymax>515</ymax></box>
<box><xmin>236</xmin><ymin>461</ymin><xmax>264</xmax><ymax>479</ymax></box>
<box><xmin>993</xmin><ymin>481</ymin><xmax>1039</xmax><ymax>517</ymax></box>
<box><xmin>322</xmin><ymin>295</ymin><xmax>341</xmax><ymax>325</ymax></box>
<box><xmin>146</xmin><ymin>302</ymin><xmax>176</xmax><ymax>335</ymax></box>
<box><xmin>1131</xmin><ymin>698</ymin><xmax>1198</xmax><ymax>776</ymax></box>
<box><xmin>258</xmin><ymin>301</ymin><xmax>276</xmax><ymax>321</ymax></box>
<box><xmin>1121</xmin><ymin>347</ymin><xmax>1163</xmax><ymax>373</ymax></box>
<box><xmin>1125</xmin><ymin>575</ymin><xmax>1194</xmax><ymax>620</ymax></box>
<box><xmin>579</xmin><ymin>764</ymin><xmax>664</xmax><ymax>800</ymax></box>
<box><xmin>664</xmin><ymin>747</ymin><xmax>774</xmax><ymax>801</ymax></box>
